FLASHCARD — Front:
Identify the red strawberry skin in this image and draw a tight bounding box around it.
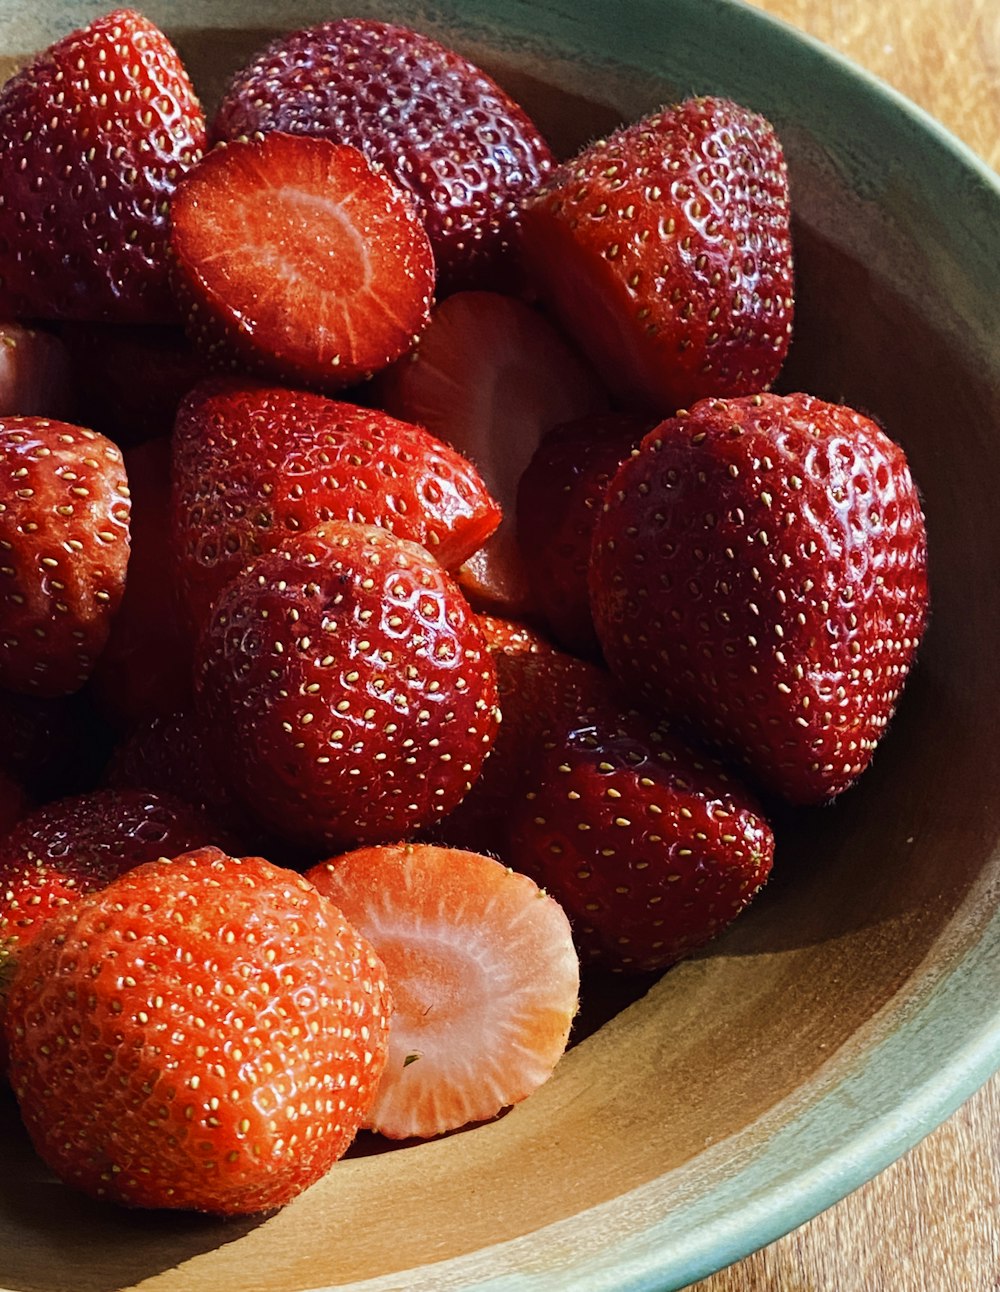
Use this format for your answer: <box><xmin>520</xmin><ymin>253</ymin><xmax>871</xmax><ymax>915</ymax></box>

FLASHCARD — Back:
<box><xmin>508</xmin><ymin>702</ymin><xmax>775</xmax><ymax>972</ymax></box>
<box><xmin>0</xmin><ymin>324</ymin><xmax>75</xmax><ymax>420</ymax></box>
<box><xmin>3</xmin><ymin>847</ymin><xmax>392</xmax><ymax>1214</ymax></box>
<box><xmin>170</xmin><ymin>133</ymin><xmax>433</xmax><ymax>391</ymax></box>
<box><xmin>211</xmin><ymin>18</ymin><xmax>555</xmax><ymax>294</ymax></box>
<box><xmin>590</xmin><ymin>393</ymin><xmax>930</xmax><ymax>804</ymax></box>
<box><xmin>0</xmin><ymin>9</ymin><xmax>205</xmax><ymax>323</ymax></box>
<box><xmin>171</xmin><ymin>378</ymin><xmax>500</xmax><ymax>630</ymax></box>
<box><xmin>520</xmin><ymin>97</ymin><xmax>794</xmax><ymax>413</ymax></box>
<box><xmin>194</xmin><ymin>522</ymin><xmax>500</xmax><ymax>852</ymax></box>
<box><xmin>0</xmin><ymin>418</ymin><xmax>131</xmax><ymax>697</ymax></box>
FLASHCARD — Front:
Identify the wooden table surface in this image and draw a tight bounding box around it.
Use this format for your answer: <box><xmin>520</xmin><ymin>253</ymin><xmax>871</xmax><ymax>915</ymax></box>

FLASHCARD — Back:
<box><xmin>689</xmin><ymin>4</ymin><xmax>1000</xmax><ymax>1289</ymax></box>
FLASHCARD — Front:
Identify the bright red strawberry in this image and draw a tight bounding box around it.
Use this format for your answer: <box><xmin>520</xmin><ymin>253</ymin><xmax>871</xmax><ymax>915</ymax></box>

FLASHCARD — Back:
<box><xmin>171</xmin><ymin>377</ymin><xmax>500</xmax><ymax>630</ymax></box>
<box><xmin>508</xmin><ymin>701</ymin><xmax>775</xmax><ymax>971</ymax></box>
<box><xmin>90</xmin><ymin>438</ymin><xmax>193</xmax><ymax>725</ymax></box>
<box><xmin>520</xmin><ymin>97</ymin><xmax>794</xmax><ymax>413</ymax></box>
<box><xmin>516</xmin><ymin>412</ymin><xmax>649</xmax><ymax>655</ymax></box>
<box><xmin>0</xmin><ymin>9</ymin><xmax>205</xmax><ymax>323</ymax></box>
<box><xmin>0</xmin><ymin>323</ymin><xmax>74</xmax><ymax>419</ymax></box>
<box><xmin>0</xmin><ymin>417</ymin><xmax>130</xmax><ymax>696</ymax></box>
<box><xmin>306</xmin><ymin>842</ymin><xmax>577</xmax><ymax>1139</ymax></box>
<box><xmin>434</xmin><ymin>615</ymin><xmax>610</xmax><ymax>854</ymax></box>
<box><xmin>58</xmin><ymin>323</ymin><xmax>210</xmax><ymax>447</ymax></box>
<box><xmin>4</xmin><ymin>847</ymin><xmax>392</xmax><ymax>1213</ymax></box>
<box><xmin>211</xmin><ymin>18</ymin><xmax>555</xmax><ymax>295</ymax></box>
<box><xmin>374</xmin><ymin>291</ymin><xmax>608</xmax><ymax>616</ymax></box>
<box><xmin>194</xmin><ymin>522</ymin><xmax>500</xmax><ymax>852</ymax></box>
<box><xmin>170</xmin><ymin>133</ymin><xmax>433</xmax><ymax>391</ymax></box>
<box><xmin>590</xmin><ymin>393</ymin><xmax>930</xmax><ymax>804</ymax></box>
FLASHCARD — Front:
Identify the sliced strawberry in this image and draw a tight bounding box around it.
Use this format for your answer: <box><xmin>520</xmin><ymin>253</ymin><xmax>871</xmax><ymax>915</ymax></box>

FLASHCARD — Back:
<box><xmin>0</xmin><ymin>8</ymin><xmax>205</xmax><ymax>323</ymax></box>
<box><xmin>306</xmin><ymin>842</ymin><xmax>578</xmax><ymax>1139</ymax></box>
<box><xmin>516</xmin><ymin>412</ymin><xmax>649</xmax><ymax>655</ymax></box>
<box><xmin>193</xmin><ymin>522</ymin><xmax>500</xmax><ymax>853</ymax></box>
<box><xmin>171</xmin><ymin>377</ymin><xmax>500</xmax><ymax>631</ymax></box>
<box><xmin>170</xmin><ymin>133</ymin><xmax>434</xmax><ymax>392</ymax></box>
<box><xmin>520</xmin><ymin>97</ymin><xmax>794</xmax><ymax>412</ymax></box>
<box><xmin>89</xmin><ymin>438</ymin><xmax>193</xmax><ymax>726</ymax></box>
<box><xmin>0</xmin><ymin>324</ymin><xmax>74</xmax><ymax>419</ymax></box>
<box><xmin>0</xmin><ymin>418</ymin><xmax>130</xmax><ymax>697</ymax></box>
<box><xmin>373</xmin><ymin>291</ymin><xmax>608</xmax><ymax>615</ymax></box>
<box><xmin>508</xmin><ymin>702</ymin><xmax>775</xmax><ymax>972</ymax></box>
<box><xmin>211</xmin><ymin>18</ymin><xmax>555</xmax><ymax>294</ymax></box>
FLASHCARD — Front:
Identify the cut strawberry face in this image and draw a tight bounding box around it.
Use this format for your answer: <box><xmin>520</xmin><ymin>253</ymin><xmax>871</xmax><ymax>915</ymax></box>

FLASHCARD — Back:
<box><xmin>374</xmin><ymin>290</ymin><xmax>608</xmax><ymax>615</ymax></box>
<box><xmin>170</xmin><ymin>133</ymin><xmax>434</xmax><ymax>391</ymax></box>
<box><xmin>171</xmin><ymin>378</ymin><xmax>501</xmax><ymax>631</ymax></box>
<box><xmin>0</xmin><ymin>8</ymin><xmax>205</xmax><ymax>323</ymax></box>
<box><xmin>307</xmin><ymin>843</ymin><xmax>578</xmax><ymax>1139</ymax></box>
<box><xmin>211</xmin><ymin>18</ymin><xmax>555</xmax><ymax>294</ymax></box>
<box><xmin>521</xmin><ymin>97</ymin><xmax>794</xmax><ymax>413</ymax></box>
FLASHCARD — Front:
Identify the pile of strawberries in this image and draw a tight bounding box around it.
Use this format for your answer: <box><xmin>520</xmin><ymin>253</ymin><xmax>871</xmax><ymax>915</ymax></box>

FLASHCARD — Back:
<box><xmin>0</xmin><ymin>8</ymin><xmax>929</xmax><ymax>1218</ymax></box>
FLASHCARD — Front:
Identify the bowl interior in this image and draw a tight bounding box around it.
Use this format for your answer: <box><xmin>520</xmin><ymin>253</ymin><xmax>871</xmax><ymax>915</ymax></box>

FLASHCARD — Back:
<box><xmin>1</xmin><ymin>3</ymin><xmax>1000</xmax><ymax>1291</ymax></box>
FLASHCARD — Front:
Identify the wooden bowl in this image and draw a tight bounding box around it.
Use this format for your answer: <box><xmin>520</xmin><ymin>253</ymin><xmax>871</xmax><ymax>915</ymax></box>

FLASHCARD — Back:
<box><xmin>2</xmin><ymin>2</ymin><xmax>999</xmax><ymax>1289</ymax></box>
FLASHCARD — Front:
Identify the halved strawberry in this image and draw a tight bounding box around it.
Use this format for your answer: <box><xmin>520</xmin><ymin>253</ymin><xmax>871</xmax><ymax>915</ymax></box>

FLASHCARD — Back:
<box><xmin>0</xmin><ymin>8</ymin><xmax>205</xmax><ymax>323</ymax></box>
<box><xmin>211</xmin><ymin>18</ymin><xmax>555</xmax><ymax>294</ymax></box>
<box><xmin>520</xmin><ymin>97</ymin><xmax>794</xmax><ymax>412</ymax></box>
<box><xmin>170</xmin><ymin>132</ymin><xmax>434</xmax><ymax>391</ymax></box>
<box><xmin>171</xmin><ymin>377</ymin><xmax>500</xmax><ymax>631</ymax></box>
<box><xmin>0</xmin><ymin>324</ymin><xmax>74</xmax><ymax>419</ymax></box>
<box><xmin>373</xmin><ymin>291</ymin><xmax>608</xmax><ymax>615</ymax></box>
<box><xmin>306</xmin><ymin>842</ymin><xmax>579</xmax><ymax>1139</ymax></box>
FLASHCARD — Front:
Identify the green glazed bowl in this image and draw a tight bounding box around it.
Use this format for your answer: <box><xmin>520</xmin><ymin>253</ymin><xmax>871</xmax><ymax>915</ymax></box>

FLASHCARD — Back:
<box><xmin>1</xmin><ymin>2</ymin><xmax>999</xmax><ymax>1290</ymax></box>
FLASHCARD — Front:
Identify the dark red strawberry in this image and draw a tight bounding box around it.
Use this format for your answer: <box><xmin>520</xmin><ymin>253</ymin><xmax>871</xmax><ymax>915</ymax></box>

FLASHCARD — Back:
<box><xmin>0</xmin><ymin>417</ymin><xmax>130</xmax><ymax>696</ymax></box>
<box><xmin>211</xmin><ymin>18</ymin><xmax>555</xmax><ymax>294</ymax></box>
<box><xmin>0</xmin><ymin>689</ymin><xmax>85</xmax><ymax>797</ymax></box>
<box><xmin>169</xmin><ymin>133</ymin><xmax>433</xmax><ymax>391</ymax></box>
<box><xmin>4</xmin><ymin>847</ymin><xmax>392</xmax><ymax>1213</ymax></box>
<box><xmin>520</xmin><ymin>97</ymin><xmax>794</xmax><ymax>413</ymax></box>
<box><xmin>194</xmin><ymin>522</ymin><xmax>500</xmax><ymax>852</ymax></box>
<box><xmin>374</xmin><ymin>291</ymin><xmax>608</xmax><ymax>616</ymax></box>
<box><xmin>171</xmin><ymin>378</ymin><xmax>500</xmax><ymax>630</ymax></box>
<box><xmin>590</xmin><ymin>393</ymin><xmax>930</xmax><ymax>804</ymax></box>
<box><xmin>58</xmin><ymin>324</ymin><xmax>210</xmax><ymax>447</ymax></box>
<box><xmin>508</xmin><ymin>700</ymin><xmax>775</xmax><ymax>972</ymax></box>
<box><xmin>89</xmin><ymin>437</ymin><xmax>193</xmax><ymax>726</ymax></box>
<box><xmin>0</xmin><ymin>8</ymin><xmax>205</xmax><ymax>323</ymax></box>
<box><xmin>516</xmin><ymin>412</ymin><xmax>649</xmax><ymax>655</ymax></box>
<box><xmin>0</xmin><ymin>323</ymin><xmax>74</xmax><ymax>419</ymax></box>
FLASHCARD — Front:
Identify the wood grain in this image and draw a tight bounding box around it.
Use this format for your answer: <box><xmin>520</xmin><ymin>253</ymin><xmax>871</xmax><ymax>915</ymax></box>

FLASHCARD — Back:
<box><xmin>688</xmin><ymin>8</ymin><xmax>1000</xmax><ymax>1288</ymax></box>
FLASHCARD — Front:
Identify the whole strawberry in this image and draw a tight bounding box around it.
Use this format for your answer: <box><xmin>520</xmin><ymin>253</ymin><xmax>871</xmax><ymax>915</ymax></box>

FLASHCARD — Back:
<box><xmin>508</xmin><ymin>700</ymin><xmax>775</xmax><ymax>971</ymax></box>
<box><xmin>590</xmin><ymin>393</ymin><xmax>930</xmax><ymax>803</ymax></box>
<box><xmin>171</xmin><ymin>378</ymin><xmax>500</xmax><ymax>630</ymax></box>
<box><xmin>0</xmin><ymin>8</ymin><xmax>205</xmax><ymax>322</ymax></box>
<box><xmin>4</xmin><ymin>847</ymin><xmax>392</xmax><ymax>1214</ymax></box>
<box><xmin>194</xmin><ymin>522</ymin><xmax>500</xmax><ymax>852</ymax></box>
<box><xmin>0</xmin><ymin>417</ymin><xmax>130</xmax><ymax>697</ymax></box>
<box><xmin>520</xmin><ymin>97</ymin><xmax>794</xmax><ymax>412</ymax></box>
<box><xmin>211</xmin><ymin>18</ymin><xmax>555</xmax><ymax>294</ymax></box>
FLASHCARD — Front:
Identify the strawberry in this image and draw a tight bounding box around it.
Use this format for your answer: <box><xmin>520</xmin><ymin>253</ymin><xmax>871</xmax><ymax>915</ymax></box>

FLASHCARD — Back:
<box><xmin>306</xmin><ymin>842</ymin><xmax>578</xmax><ymax>1139</ymax></box>
<box><xmin>169</xmin><ymin>133</ymin><xmax>434</xmax><ymax>392</ymax></box>
<box><xmin>4</xmin><ymin>847</ymin><xmax>392</xmax><ymax>1213</ymax></box>
<box><xmin>590</xmin><ymin>393</ymin><xmax>930</xmax><ymax>803</ymax></box>
<box><xmin>0</xmin><ymin>8</ymin><xmax>205</xmax><ymax>323</ymax></box>
<box><xmin>171</xmin><ymin>377</ymin><xmax>500</xmax><ymax>631</ymax></box>
<box><xmin>0</xmin><ymin>323</ymin><xmax>74</xmax><ymax>419</ymax></box>
<box><xmin>90</xmin><ymin>437</ymin><xmax>193</xmax><ymax>725</ymax></box>
<box><xmin>211</xmin><ymin>18</ymin><xmax>555</xmax><ymax>294</ymax></box>
<box><xmin>374</xmin><ymin>291</ymin><xmax>608</xmax><ymax>616</ymax></box>
<box><xmin>516</xmin><ymin>412</ymin><xmax>649</xmax><ymax>655</ymax></box>
<box><xmin>520</xmin><ymin>97</ymin><xmax>794</xmax><ymax>413</ymax></box>
<box><xmin>194</xmin><ymin>522</ymin><xmax>500</xmax><ymax>853</ymax></box>
<box><xmin>433</xmin><ymin>615</ymin><xmax>610</xmax><ymax>854</ymax></box>
<box><xmin>508</xmin><ymin>700</ymin><xmax>775</xmax><ymax>971</ymax></box>
<box><xmin>0</xmin><ymin>417</ymin><xmax>130</xmax><ymax>697</ymax></box>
